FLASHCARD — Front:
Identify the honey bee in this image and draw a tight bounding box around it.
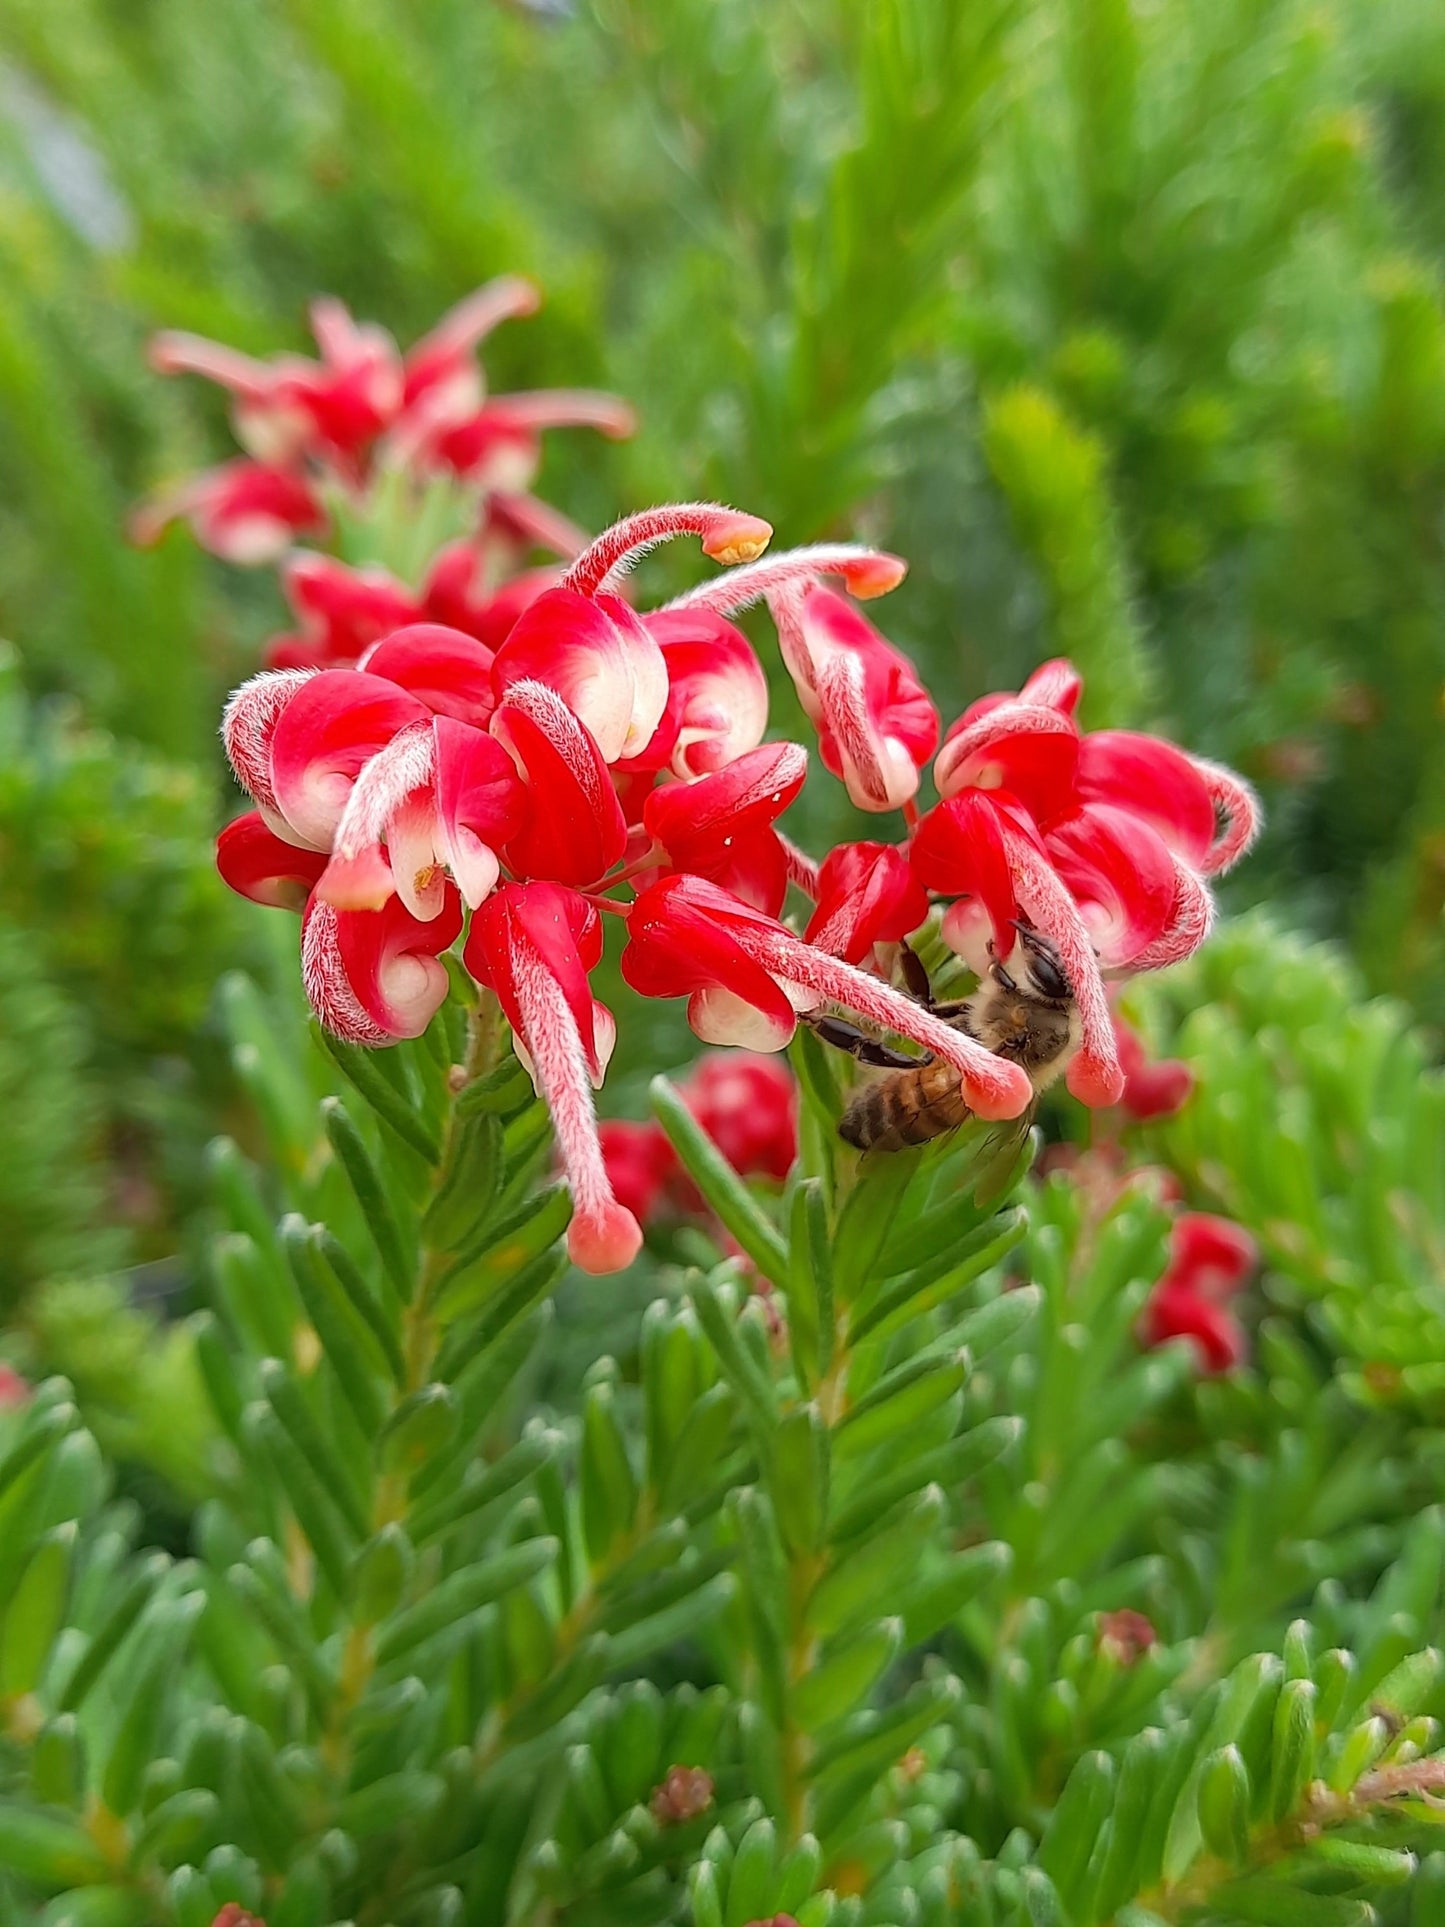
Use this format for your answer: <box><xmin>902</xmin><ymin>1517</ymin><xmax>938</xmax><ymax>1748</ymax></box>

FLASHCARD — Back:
<box><xmin>813</xmin><ymin>924</ymin><xmax>1081</xmax><ymax>1153</ymax></box>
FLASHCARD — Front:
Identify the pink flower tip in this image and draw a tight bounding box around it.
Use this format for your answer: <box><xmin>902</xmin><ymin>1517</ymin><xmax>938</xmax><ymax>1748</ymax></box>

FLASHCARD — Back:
<box><xmin>701</xmin><ymin>511</ymin><xmax>773</xmax><ymax>567</ymax></box>
<box><xmin>840</xmin><ymin>550</ymin><xmax>908</xmax><ymax>599</ymax></box>
<box><xmin>568</xmin><ymin>1202</ymin><xmax>644</xmax><ymax>1274</ymax></box>
<box><xmin>0</xmin><ymin>1364</ymin><xmax>30</xmax><ymax>1410</ymax></box>
<box><xmin>969</xmin><ymin>1059</ymin><xmax>1037</xmax><ymax>1121</ymax></box>
<box><xmin>1066</xmin><ymin>1053</ymin><xmax>1127</xmax><ymax>1109</ymax></box>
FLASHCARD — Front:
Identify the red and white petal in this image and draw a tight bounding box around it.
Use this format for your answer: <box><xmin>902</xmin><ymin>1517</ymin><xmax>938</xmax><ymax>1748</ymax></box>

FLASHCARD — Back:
<box><xmin>492</xmin><ymin>587</ymin><xmax>668</xmax><ymax>763</ymax></box>
<box><xmin>130</xmin><ymin>460</ymin><xmax>325</xmax><ymax>565</ymax></box>
<box><xmin>302</xmin><ymin>889</ymin><xmax>461</xmax><ymax>1044</ymax></box>
<box><xmin>1125</xmin><ymin>857</ymin><xmax>1216</xmax><ymax>973</ymax></box>
<box><xmin>216</xmin><ymin>812</ymin><xmax>326</xmax><ymax>910</ymax></box>
<box><xmin>911</xmin><ymin>792</ymin><xmax>1028</xmax><ymax>959</ymax></box>
<box><xmin>687</xmin><ymin>986</ymin><xmax>799</xmax><ymax>1052</ymax></box>
<box><xmin>993</xmin><ymin>829</ymin><xmax>1124</xmax><ymax>1107</ymax></box>
<box><xmin>644</xmin><ymin>742</ymin><xmax>807</xmax><ymax>863</ymax></box>
<box><xmin>644</xmin><ymin>608</ymin><xmax>770</xmax><ymax>777</ymax></box>
<box><xmin>1075</xmin><ymin>732</ymin><xmax>1219</xmax><ymax>869</ymax></box>
<box><xmin>269</xmin><ymin>670</ymin><xmax>430</xmax><ymax>851</ymax></box>
<box><xmin>1188</xmin><ymin>755</ymin><xmax>1262</xmax><ymax>876</ymax></box>
<box><xmin>221</xmin><ymin>669</ymin><xmax>313</xmax><ymax>816</ymax></box>
<box><xmin>285</xmin><ymin>554</ymin><xmax>419</xmax><ymax>662</ymax></box>
<box><xmin>805</xmin><ymin>842</ymin><xmax>929</xmax><ymax>964</ymax></box>
<box><xmin>315</xmin><ymin>720</ymin><xmax>436</xmax><ymax>912</ymax></box>
<box><xmin>401</xmin><ymin>275</ymin><xmax>540</xmax><ymax>416</ymax></box>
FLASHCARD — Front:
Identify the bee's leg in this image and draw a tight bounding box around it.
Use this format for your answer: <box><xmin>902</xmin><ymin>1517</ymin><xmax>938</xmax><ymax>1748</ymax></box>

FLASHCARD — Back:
<box><xmin>807</xmin><ymin>1014</ymin><xmax>927</xmax><ymax>1070</ymax></box>
<box><xmin>898</xmin><ymin>942</ymin><xmax>933</xmax><ymax>1006</ymax></box>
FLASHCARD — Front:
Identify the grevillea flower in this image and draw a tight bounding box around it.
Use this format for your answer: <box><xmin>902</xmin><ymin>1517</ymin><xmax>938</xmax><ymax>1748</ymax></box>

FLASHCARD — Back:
<box><xmin>129</xmin><ymin>460</ymin><xmax>326</xmax><ymax>565</ymax></box>
<box><xmin>1140</xmin><ymin>1212</ymin><xmax>1258</xmax><ymax>1372</ymax></box>
<box><xmin>0</xmin><ymin>1365</ymin><xmax>30</xmax><ymax>1410</ymax></box>
<box><xmin>804</xmin><ymin>841</ymin><xmax>930</xmax><ymax>965</ymax></box>
<box><xmin>135</xmin><ymin>278</ymin><xmax>633</xmax><ymax>567</ymax></box>
<box><xmin>911</xmin><ymin>659</ymin><xmax>1260</xmax><ymax>1105</ymax></box>
<box><xmin>1112</xmin><ymin>1014</ymin><xmax>1195</xmax><ymax>1121</ymax></box>
<box><xmin>767</xmin><ymin>585</ymin><xmax>939</xmax><ymax>812</ymax></box>
<box><xmin>621</xmin><ymin>874</ymin><xmax>1031</xmax><ymax>1118</ymax></box>
<box><xmin>465</xmin><ymin>882</ymin><xmax>635</xmax><ymax>1273</ymax></box>
<box><xmin>210</xmin><ymin>488</ymin><xmax>1258</xmax><ymax>1271</ymax></box>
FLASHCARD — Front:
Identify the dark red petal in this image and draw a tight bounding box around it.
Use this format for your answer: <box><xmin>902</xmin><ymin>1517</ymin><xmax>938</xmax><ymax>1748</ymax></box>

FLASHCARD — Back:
<box><xmin>910</xmin><ymin>792</ymin><xmax>1023</xmax><ymax>954</ymax></box>
<box><xmin>805</xmin><ymin>841</ymin><xmax>929</xmax><ymax>963</ymax></box>
<box><xmin>360</xmin><ymin>624</ymin><xmax>497</xmax><ymax>728</ymax></box>
<box><xmin>216</xmin><ymin>811</ymin><xmax>327</xmax><ymax>909</ymax></box>
<box><xmin>491</xmin><ymin>684</ymin><xmax>627</xmax><ymax>887</ymax></box>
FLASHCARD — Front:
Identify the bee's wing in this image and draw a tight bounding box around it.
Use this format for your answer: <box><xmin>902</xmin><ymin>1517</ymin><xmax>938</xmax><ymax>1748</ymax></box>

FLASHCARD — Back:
<box><xmin>970</xmin><ymin>1100</ymin><xmax>1040</xmax><ymax>1207</ymax></box>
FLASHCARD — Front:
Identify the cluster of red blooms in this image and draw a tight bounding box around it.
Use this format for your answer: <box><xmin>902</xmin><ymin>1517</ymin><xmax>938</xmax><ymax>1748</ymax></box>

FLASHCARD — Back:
<box><xmin>175</xmin><ymin>294</ymin><xmax>1260</xmax><ymax>1275</ymax></box>
<box><xmin>132</xmin><ymin>279</ymin><xmax>634</xmax><ymax>669</ymax></box>
<box><xmin>600</xmin><ymin>1053</ymin><xmax>798</xmax><ymax>1229</ymax></box>
<box><xmin>211</xmin><ymin>495</ymin><xmax>1257</xmax><ymax>1272</ymax></box>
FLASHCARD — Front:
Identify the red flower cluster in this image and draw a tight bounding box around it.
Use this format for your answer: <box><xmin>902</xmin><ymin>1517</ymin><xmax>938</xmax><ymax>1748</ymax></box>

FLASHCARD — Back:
<box><xmin>213</xmin><ymin>478</ymin><xmax>1259</xmax><ymax>1273</ymax></box>
<box><xmin>130</xmin><ymin>278</ymin><xmax>632</xmax><ymax>590</ymax></box>
<box><xmin>600</xmin><ymin>1053</ymin><xmax>798</xmax><ymax>1227</ymax></box>
<box><xmin>1141</xmin><ymin>1212</ymin><xmax>1258</xmax><ymax>1372</ymax></box>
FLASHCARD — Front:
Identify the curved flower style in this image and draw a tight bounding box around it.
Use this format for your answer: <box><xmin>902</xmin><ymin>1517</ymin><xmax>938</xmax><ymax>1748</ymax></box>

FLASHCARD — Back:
<box><xmin>212</xmin><ymin>496</ymin><xmax>1260</xmax><ymax>1271</ymax></box>
<box><xmin>133</xmin><ymin>278</ymin><xmax>634</xmax><ymax>566</ymax></box>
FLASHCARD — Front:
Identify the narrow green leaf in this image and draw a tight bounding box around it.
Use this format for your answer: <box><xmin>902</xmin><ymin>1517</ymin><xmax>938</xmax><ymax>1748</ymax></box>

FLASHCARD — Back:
<box><xmin>422</xmin><ymin>1110</ymin><xmax>503</xmax><ymax>1249</ymax></box>
<box><xmin>651</xmin><ymin>1075</ymin><xmax>789</xmax><ymax>1286</ymax></box>
<box><xmin>771</xmin><ymin>1404</ymin><xmax>830</xmax><ymax>1555</ymax></box>
<box><xmin>374</xmin><ymin>1537</ymin><xmax>557</xmax><ymax>1664</ymax></box>
<box><xmin>689</xmin><ymin>1274</ymin><xmax>776</xmax><ymax>1431</ymax></box>
<box><xmin>897</xmin><ymin>1541</ymin><xmax>1012</xmax><ymax>1646</ymax></box>
<box><xmin>1</xmin><ymin>1522</ymin><xmax>75</xmax><ymax>1695</ymax></box>
<box><xmin>580</xmin><ymin>1381</ymin><xmax>638</xmax><ymax>1566</ymax></box>
<box><xmin>409</xmin><ymin>1431</ymin><xmax>552</xmax><ymax>1546</ymax></box>
<box><xmin>792</xmin><ymin>1618</ymin><xmax>902</xmax><ymax>1731</ymax></box>
<box><xmin>321</xmin><ymin>1097</ymin><xmax>414</xmax><ymax>1305</ymax></box>
<box><xmin>0</xmin><ymin>1806</ymin><xmax>110</xmax><ymax>1890</ymax></box>
<box><xmin>58</xmin><ymin>1552</ymin><xmax>168</xmax><ymax>1713</ymax></box>
<box><xmin>834</xmin><ymin>1350</ymin><xmax>968</xmax><ymax>1459</ymax></box>
<box><xmin>280</xmin><ymin>1216</ymin><xmax>386</xmax><ymax>1435</ymax></box>
<box><xmin>310</xmin><ymin>1227</ymin><xmax>406</xmax><ymax>1383</ymax></box>
<box><xmin>242</xmin><ymin>1404</ymin><xmax>354</xmax><ymax>1598</ymax></box>
<box><xmin>314</xmin><ymin>1025</ymin><xmax>441</xmax><ymax>1162</ymax></box>
<box><xmin>1197</xmin><ymin>1745</ymin><xmax>1251</xmax><ymax>1866</ymax></box>
<box><xmin>257</xmin><ymin>1359</ymin><xmax>369</xmax><ymax>1539</ymax></box>
<box><xmin>1037</xmin><ymin>1749</ymin><xmax>1117</xmax><ymax>1904</ymax></box>
<box><xmin>1270</xmin><ymin>1678</ymin><xmax>1317</xmax><ymax>1823</ymax></box>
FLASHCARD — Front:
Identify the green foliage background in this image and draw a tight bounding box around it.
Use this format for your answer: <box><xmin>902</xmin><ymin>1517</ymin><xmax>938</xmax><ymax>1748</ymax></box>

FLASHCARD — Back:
<box><xmin>1</xmin><ymin>1</ymin><xmax>1445</xmax><ymax>1923</ymax></box>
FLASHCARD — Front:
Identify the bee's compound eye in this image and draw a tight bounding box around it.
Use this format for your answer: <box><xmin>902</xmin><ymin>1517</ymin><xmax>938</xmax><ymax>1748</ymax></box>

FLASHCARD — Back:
<box><xmin>1027</xmin><ymin>953</ymin><xmax>1069</xmax><ymax>1000</ymax></box>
